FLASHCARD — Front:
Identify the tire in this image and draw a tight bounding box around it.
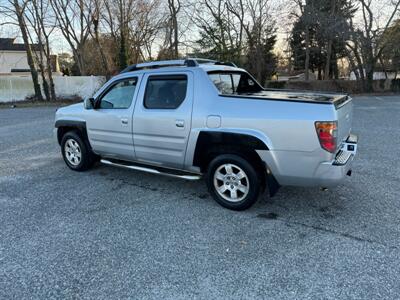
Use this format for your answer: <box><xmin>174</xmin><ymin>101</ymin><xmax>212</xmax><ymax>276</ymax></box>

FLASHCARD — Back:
<box><xmin>206</xmin><ymin>154</ymin><xmax>261</xmax><ymax>211</ymax></box>
<box><xmin>61</xmin><ymin>131</ymin><xmax>96</xmax><ymax>171</ymax></box>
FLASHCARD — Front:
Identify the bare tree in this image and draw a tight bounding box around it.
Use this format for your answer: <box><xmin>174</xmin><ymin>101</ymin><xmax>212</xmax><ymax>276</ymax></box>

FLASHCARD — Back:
<box><xmin>245</xmin><ymin>0</ymin><xmax>277</xmax><ymax>84</ymax></box>
<box><xmin>166</xmin><ymin>0</ymin><xmax>180</xmax><ymax>58</ymax></box>
<box><xmin>50</xmin><ymin>0</ymin><xmax>93</xmax><ymax>75</ymax></box>
<box><xmin>191</xmin><ymin>0</ymin><xmax>277</xmax><ymax>84</ymax></box>
<box><xmin>324</xmin><ymin>0</ymin><xmax>336</xmax><ymax>80</ymax></box>
<box><xmin>25</xmin><ymin>0</ymin><xmax>56</xmax><ymax>101</ymax></box>
<box><xmin>103</xmin><ymin>0</ymin><xmax>135</xmax><ymax>69</ymax></box>
<box><xmin>227</xmin><ymin>0</ymin><xmax>277</xmax><ymax>84</ymax></box>
<box><xmin>130</xmin><ymin>0</ymin><xmax>163</xmax><ymax>61</ymax></box>
<box><xmin>347</xmin><ymin>0</ymin><xmax>400</xmax><ymax>91</ymax></box>
<box><xmin>89</xmin><ymin>0</ymin><xmax>111</xmax><ymax>76</ymax></box>
<box><xmin>4</xmin><ymin>0</ymin><xmax>43</xmax><ymax>100</ymax></box>
<box><xmin>193</xmin><ymin>0</ymin><xmax>244</xmax><ymax>62</ymax></box>
<box><xmin>289</xmin><ymin>0</ymin><xmax>313</xmax><ymax>81</ymax></box>
<box><xmin>102</xmin><ymin>0</ymin><xmax>163</xmax><ymax>68</ymax></box>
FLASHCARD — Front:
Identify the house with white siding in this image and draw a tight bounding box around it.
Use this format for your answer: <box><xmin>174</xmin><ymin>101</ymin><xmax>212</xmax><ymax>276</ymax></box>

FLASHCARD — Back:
<box><xmin>0</xmin><ymin>38</ymin><xmax>60</xmax><ymax>74</ymax></box>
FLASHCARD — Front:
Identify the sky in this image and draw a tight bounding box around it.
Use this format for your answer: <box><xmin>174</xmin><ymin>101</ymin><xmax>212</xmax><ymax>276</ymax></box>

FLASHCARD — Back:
<box><xmin>0</xmin><ymin>0</ymin><xmax>397</xmax><ymax>58</ymax></box>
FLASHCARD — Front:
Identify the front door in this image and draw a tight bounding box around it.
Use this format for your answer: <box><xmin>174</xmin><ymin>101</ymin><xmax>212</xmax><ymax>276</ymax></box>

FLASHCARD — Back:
<box><xmin>86</xmin><ymin>76</ymin><xmax>140</xmax><ymax>160</ymax></box>
<box><xmin>132</xmin><ymin>72</ymin><xmax>193</xmax><ymax>169</ymax></box>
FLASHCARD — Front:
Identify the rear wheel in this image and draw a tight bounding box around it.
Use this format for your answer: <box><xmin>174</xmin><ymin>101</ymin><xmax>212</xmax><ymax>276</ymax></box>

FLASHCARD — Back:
<box><xmin>206</xmin><ymin>154</ymin><xmax>261</xmax><ymax>210</ymax></box>
<box><xmin>61</xmin><ymin>131</ymin><xmax>96</xmax><ymax>171</ymax></box>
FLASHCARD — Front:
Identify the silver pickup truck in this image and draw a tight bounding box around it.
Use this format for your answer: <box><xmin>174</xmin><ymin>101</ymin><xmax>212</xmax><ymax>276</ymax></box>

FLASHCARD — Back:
<box><xmin>55</xmin><ymin>59</ymin><xmax>358</xmax><ymax>210</ymax></box>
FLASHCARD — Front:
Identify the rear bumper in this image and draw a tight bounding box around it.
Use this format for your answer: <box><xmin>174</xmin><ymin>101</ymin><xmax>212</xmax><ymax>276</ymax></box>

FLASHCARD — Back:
<box><xmin>257</xmin><ymin>134</ymin><xmax>358</xmax><ymax>187</ymax></box>
<box><xmin>314</xmin><ymin>133</ymin><xmax>358</xmax><ymax>186</ymax></box>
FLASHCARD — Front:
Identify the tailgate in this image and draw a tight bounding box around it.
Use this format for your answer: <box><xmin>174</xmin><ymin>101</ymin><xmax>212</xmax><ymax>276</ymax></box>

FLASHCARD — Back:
<box><xmin>335</xmin><ymin>97</ymin><xmax>353</xmax><ymax>144</ymax></box>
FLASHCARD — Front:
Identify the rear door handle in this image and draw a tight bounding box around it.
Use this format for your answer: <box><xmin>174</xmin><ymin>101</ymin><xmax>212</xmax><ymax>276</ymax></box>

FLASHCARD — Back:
<box><xmin>175</xmin><ymin>120</ymin><xmax>185</xmax><ymax>128</ymax></box>
<box><xmin>121</xmin><ymin>118</ymin><xmax>128</xmax><ymax>125</ymax></box>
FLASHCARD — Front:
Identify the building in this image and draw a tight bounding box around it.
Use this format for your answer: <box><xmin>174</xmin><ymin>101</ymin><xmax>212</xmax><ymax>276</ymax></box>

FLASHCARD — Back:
<box><xmin>349</xmin><ymin>69</ymin><xmax>398</xmax><ymax>80</ymax></box>
<box><xmin>0</xmin><ymin>38</ymin><xmax>60</xmax><ymax>74</ymax></box>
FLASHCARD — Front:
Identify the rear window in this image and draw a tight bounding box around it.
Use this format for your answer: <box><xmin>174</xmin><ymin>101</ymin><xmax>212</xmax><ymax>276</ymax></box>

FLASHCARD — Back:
<box><xmin>144</xmin><ymin>75</ymin><xmax>187</xmax><ymax>109</ymax></box>
<box><xmin>208</xmin><ymin>71</ymin><xmax>263</xmax><ymax>95</ymax></box>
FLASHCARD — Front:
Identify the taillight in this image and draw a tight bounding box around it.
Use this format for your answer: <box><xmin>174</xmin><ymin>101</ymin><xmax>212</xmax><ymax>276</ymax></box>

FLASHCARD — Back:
<box><xmin>315</xmin><ymin>121</ymin><xmax>337</xmax><ymax>153</ymax></box>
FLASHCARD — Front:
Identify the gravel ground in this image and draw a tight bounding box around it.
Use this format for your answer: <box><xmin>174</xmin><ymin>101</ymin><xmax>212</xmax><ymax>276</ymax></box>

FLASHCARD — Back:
<box><xmin>0</xmin><ymin>95</ymin><xmax>400</xmax><ymax>299</ymax></box>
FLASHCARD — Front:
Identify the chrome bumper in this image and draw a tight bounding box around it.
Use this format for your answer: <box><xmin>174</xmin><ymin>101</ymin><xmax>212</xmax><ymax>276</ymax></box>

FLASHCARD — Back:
<box><xmin>314</xmin><ymin>133</ymin><xmax>358</xmax><ymax>186</ymax></box>
<box><xmin>333</xmin><ymin>134</ymin><xmax>358</xmax><ymax>166</ymax></box>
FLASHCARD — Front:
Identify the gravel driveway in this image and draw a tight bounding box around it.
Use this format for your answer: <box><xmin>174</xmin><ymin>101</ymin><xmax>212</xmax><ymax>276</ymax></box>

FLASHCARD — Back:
<box><xmin>1</xmin><ymin>95</ymin><xmax>399</xmax><ymax>299</ymax></box>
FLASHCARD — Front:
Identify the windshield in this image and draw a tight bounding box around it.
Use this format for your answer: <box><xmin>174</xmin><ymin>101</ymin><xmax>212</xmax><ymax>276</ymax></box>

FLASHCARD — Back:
<box><xmin>208</xmin><ymin>71</ymin><xmax>263</xmax><ymax>95</ymax></box>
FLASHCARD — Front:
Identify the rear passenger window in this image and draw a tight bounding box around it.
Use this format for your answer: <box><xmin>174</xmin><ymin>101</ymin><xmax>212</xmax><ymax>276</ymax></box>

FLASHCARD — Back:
<box><xmin>209</xmin><ymin>73</ymin><xmax>234</xmax><ymax>94</ymax></box>
<box><xmin>208</xmin><ymin>71</ymin><xmax>263</xmax><ymax>94</ymax></box>
<box><xmin>144</xmin><ymin>75</ymin><xmax>187</xmax><ymax>109</ymax></box>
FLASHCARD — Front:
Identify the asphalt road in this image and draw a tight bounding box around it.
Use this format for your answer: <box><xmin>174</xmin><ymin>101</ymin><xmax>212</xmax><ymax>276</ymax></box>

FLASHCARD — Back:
<box><xmin>1</xmin><ymin>95</ymin><xmax>400</xmax><ymax>299</ymax></box>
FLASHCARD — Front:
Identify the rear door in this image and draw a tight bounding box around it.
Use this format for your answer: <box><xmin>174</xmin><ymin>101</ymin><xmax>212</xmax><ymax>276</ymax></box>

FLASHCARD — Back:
<box><xmin>132</xmin><ymin>72</ymin><xmax>193</xmax><ymax>169</ymax></box>
<box><xmin>86</xmin><ymin>76</ymin><xmax>140</xmax><ymax>160</ymax></box>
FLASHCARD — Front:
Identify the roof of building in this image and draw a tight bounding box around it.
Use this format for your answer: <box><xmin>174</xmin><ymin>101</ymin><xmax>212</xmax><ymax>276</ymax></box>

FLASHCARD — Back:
<box><xmin>0</xmin><ymin>38</ymin><xmax>40</xmax><ymax>51</ymax></box>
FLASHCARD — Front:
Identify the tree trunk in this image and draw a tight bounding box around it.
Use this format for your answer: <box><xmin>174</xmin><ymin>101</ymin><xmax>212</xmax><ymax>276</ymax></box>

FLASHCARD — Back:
<box><xmin>305</xmin><ymin>25</ymin><xmax>310</xmax><ymax>81</ymax></box>
<box><xmin>46</xmin><ymin>57</ymin><xmax>56</xmax><ymax>101</ymax></box>
<box><xmin>38</xmin><ymin>61</ymin><xmax>50</xmax><ymax>101</ymax></box>
<box><xmin>48</xmin><ymin>71</ymin><xmax>56</xmax><ymax>101</ymax></box>
<box><xmin>378</xmin><ymin>56</ymin><xmax>388</xmax><ymax>79</ymax></box>
<box><xmin>91</xmin><ymin>12</ymin><xmax>111</xmax><ymax>77</ymax></box>
<box><xmin>13</xmin><ymin>0</ymin><xmax>43</xmax><ymax>101</ymax></box>
<box><xmin>318</xmin><ymin>67</ymin><xmax>322</xmax><ymax>80</ymax></box>
<box><xmin>333</xmin><ymin>58</ymin><xmax>339</xmax><ymax>79</ymax></box>
<box><xmin>119</xmin><ymin>30</ymin><xmax>128</xmax><ymax>71</ymax></box>
<box><xmin>173</xmin><ymin>15</ymin><xmax>179</xmax><ymax>58</ymax></box>
<box><xmin>352</xmin><ymin>47</ymin><xmax>366</xmax><ymax>89</ymax></box>
<box><xmin>75</xmin><ymin>47</ymin><xmax>86</xmax><ymax>75</ymax></box>
<box><xmin>44</xmin><ymin>36</ymin><xmax>56</xmax><ymax>100</ymax></box>
<box><xmin>324</xmin><ymin>0</ymin><xmax>335</xmax><ymax>80</ymax></box>
<box><xmin>94</xmin><ymin>29</ymin><xmax>110</xmax><ymax>77</ymax></box>
<box><xmin>324</xmin><ymin>39</ymin><xmax>332</xmax><ymax>80</ymax></box>
<box><xmin>365</xmin><ymin>66</ymin><xmax>374</xmax><ymax>92</ymax></box>
<box><xmin>168</xmin><ymin>0</ymin><xmax>179</xmax><ymax>59</ymax></box>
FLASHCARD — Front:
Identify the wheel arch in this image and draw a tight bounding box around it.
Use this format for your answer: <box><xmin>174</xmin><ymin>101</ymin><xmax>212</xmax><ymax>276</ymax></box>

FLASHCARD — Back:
<box><xmin>192</xmin><ymin>130</ymin><xmax>270</xmax><ymax>171</ymax></box>
<box><xmin>191</xmin><ymin>129</ymin><xmax>281</xmax><ymax>196</ymax></box>
<box><xmin>55</xmin><ymin>120</ymin><xmax>89</xmax><ymax>146</ymax></box>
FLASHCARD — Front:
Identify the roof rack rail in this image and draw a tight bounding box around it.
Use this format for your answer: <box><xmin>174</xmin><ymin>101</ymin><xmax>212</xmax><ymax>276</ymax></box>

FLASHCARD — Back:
<box><xmin>120</xmin><ymin>58</ymin><xmax>237</xmax><ymax>73</ymax></box>
<box><xmin>215</xmin><ymin>61</ymin><xmax>237</xmax><ymax>67</ymax></box>
<box><xmin>188</xmin><ymin>58</ymin><xmax>237</xmax><ymax>68</ymax></box>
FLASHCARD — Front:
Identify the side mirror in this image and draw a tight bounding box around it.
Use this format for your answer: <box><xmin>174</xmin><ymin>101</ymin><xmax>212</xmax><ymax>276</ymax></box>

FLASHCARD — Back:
<box><xmin>84</xmin><ymin>97</ymin><xmax>95</xmax><ymax>109</ymax></box>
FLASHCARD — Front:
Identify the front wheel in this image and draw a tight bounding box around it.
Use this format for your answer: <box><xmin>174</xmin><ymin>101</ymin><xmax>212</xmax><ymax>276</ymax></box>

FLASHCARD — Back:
<box><xmin>206</xmin><ymin>154</ymin><xmax>261</xmax><ymax>211</ymax></box>
<box><xmin>61</xmin><ymin>131</ymin><xmax>96</xmax><ymax>171</ymax></box>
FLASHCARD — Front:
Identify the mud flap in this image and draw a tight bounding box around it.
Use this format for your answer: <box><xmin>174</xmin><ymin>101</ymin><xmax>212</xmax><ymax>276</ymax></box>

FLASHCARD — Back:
<box><xmin>265</xmin><ymin>166</ymin><xmax>280</xmax><ymax>197</ymax></box>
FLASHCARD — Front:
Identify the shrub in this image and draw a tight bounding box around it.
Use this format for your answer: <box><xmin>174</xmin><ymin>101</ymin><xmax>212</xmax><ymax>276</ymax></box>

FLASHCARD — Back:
<box><xmin>266</xmin><ymin>81</ymin><xmax>287</xmax><ymax>89</ymax></box>
<box><xmin>391</xmin><ymin>79</ymin><xmax>400</xmax><ymax>92</ymax></box>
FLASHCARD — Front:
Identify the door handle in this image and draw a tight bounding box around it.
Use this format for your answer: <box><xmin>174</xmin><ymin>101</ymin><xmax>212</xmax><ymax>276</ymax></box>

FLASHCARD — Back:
<box><xmin>121</xmin><ymin>118</ymin><xmax>128</xmax><ymax>125</ymax></box>
<box><xmin>175</xmin><ymin>120</ymin><xmax>185</xmax><ymax>128</ymax></box>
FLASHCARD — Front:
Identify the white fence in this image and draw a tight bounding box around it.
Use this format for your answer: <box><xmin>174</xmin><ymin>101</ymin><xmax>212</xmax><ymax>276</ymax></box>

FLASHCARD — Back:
<box><xmin>0</xmin><ymin>75</ymin><xmax>106</xmax><ymax>102</ymax></box>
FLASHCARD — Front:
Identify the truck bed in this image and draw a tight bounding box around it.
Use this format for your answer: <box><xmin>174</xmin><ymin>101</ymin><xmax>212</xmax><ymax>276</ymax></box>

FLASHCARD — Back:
<box><xmin>225</xmin><ymin>89</ymin><xmax>350</xmax><ymax>108</ymax></box>
<box><xmin>220</xmin><ymin>88</ymin><xmax>353</xmax><ymax>145</ymax></box>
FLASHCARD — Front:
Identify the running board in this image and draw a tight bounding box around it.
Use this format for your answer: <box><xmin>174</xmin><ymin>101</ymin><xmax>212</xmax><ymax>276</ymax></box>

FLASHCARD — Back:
<box><xmin>100</xmin><ymin>159</ymin><xmax>202</xmax><ymax>180</ymax></box>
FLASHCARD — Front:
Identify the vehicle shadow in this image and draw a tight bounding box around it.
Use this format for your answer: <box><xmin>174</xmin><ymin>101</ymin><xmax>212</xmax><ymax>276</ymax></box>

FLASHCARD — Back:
<box><xmin>251</xmin><ymin>183</ymin><xmax>356</xmax><ymax>233</ymax></box>
<box><xmin>91</xmin><ymin>162</ymin><xmax>350</xmax><ymax>221</ymax></box>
